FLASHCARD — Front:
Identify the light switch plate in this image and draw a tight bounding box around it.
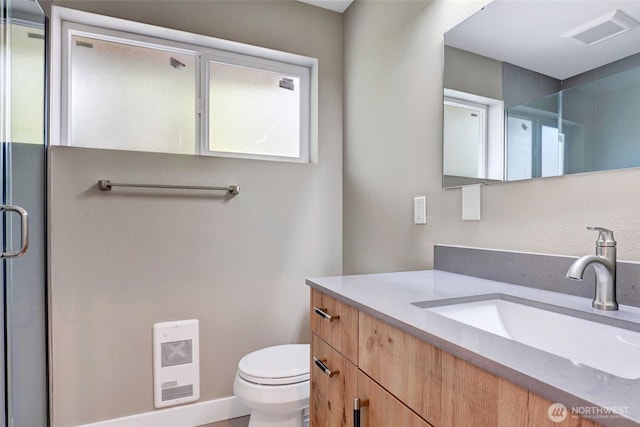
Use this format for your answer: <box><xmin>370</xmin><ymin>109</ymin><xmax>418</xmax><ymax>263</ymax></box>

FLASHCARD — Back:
<box><xmin>414</xmin><ymin>196</ymin><xmax>426</xmax><ymax>224</ymax></box>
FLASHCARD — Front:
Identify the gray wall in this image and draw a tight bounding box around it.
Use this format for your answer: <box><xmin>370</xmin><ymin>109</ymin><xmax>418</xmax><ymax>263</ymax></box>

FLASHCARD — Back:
<box><xmin>563</xmin><ymin>51</ymin><xmax>640</xmax><ymax>89</ymax></box>
<box><xmin>343</xmin><ymin>0</ymin><xmax>476</xmax><ymax>274</ymax></box>
<box><xmin>444</xmin><ymin>46</ymin><xmax>502</xmax><ymax>100</ymax></box>
<box><xmin>48</xmin><ymin>2</ymin><xmax>342</xmax><ymax>426</ymax></box>
<box><xmin>343</xmin><ymin>0</ymin><xmax>640</xmax><ymax>275</ymax></box>
<box><xmin>502</xmin><ymin>62</ymin><xmax>560</xmax><ymax>109</ymax></box>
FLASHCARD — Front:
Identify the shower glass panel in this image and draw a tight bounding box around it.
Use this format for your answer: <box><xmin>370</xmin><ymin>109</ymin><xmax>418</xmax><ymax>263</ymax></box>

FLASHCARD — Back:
<box><xmin>562</xmin><ymin>66</ymin><xmax>640</xmax><ymax>174</ymax></box>
<box><xmin>0</xmin><ymin>0</ymin><xmax>47</xmax><ymax>426</ymax></box>
<box><xmin>68</xmin><ymin>34</ymin><xmax>197</xmax><ymax>154</ymax></box>
<box><xmin>506</xmin><ymin>63</ymin><xmax>640</xmax><ymax>180</ymax></box>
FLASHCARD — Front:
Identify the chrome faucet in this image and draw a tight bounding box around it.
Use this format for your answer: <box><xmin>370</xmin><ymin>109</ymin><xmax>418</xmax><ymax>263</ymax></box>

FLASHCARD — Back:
<box><xmin>566</xmin><ymin>226</ymin><xmax>618</xmax><ymax>311</ymax></box>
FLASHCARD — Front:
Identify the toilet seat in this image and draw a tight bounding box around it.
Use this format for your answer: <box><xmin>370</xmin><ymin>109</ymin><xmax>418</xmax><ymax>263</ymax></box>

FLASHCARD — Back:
<box><xmin>238</xmin><ymin>344</ymin><xmax>310</xmax><ymax>385</ymax></box>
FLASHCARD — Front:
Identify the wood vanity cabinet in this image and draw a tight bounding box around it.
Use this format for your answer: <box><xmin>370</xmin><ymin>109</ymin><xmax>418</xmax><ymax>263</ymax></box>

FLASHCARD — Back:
<box><xmin>311</xmin><ymin>288</ymin><xmax>602</xmax><ymax>427</ymax></box>
<box><xmin>311</xmin><ymin>289</ymin><xmax>430</xmax><ymax>427</ymax></box>
<box><xmin>311</xmin><ymin>289</ymin><xmax>358</xmax><ymax>427</ymax></box>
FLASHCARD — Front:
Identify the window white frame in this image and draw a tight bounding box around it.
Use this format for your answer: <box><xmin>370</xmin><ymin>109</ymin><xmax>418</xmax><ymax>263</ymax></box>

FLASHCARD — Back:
<box><xmin>50</xmin><ymin>6</ymin><xmax>317</xmax><ymax>163</ymax></box>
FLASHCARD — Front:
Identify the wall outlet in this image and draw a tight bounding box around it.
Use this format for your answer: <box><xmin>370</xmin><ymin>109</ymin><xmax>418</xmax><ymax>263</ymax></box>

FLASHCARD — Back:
<box><xmin>414</xmin><ymin>196</ymin><xmax>426</xmax><ymax>224</ymax></box>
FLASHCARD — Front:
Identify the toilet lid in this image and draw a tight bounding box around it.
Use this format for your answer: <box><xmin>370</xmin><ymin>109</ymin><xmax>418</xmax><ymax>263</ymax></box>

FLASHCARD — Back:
<box><xmin>238</xmin><ymin>344</ymin><xmax>310</xmax><ymax>385</ymax></box>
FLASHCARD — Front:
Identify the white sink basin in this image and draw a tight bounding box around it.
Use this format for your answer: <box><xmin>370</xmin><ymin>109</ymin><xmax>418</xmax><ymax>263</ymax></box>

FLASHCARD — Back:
<box><xmin>423</xmin><ymin>297</ymin><xmax>640</xmax><ymax>379</ymax></box>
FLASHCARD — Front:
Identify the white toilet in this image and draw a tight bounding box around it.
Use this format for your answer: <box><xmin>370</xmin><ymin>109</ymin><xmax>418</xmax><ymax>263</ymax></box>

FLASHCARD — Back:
<box><xmin>233</xmin><ymin>344</ymin><xmax>310</xmax><ymax>427</ymax></box>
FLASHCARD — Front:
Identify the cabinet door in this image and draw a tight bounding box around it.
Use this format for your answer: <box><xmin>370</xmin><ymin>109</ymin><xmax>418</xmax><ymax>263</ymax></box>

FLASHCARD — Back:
<box><xmin>356</xmin><ymin>370</ymin><xmax>432</xmax><ymax>427</ymax></box>
<box><xmin>358</xmin><ymin>312</ymin><xmax>603</xmax><ymax>427</ymax></box>
<box><xmin>311</xmin><ymin>334</ymin><xmax>357</xmax><ymax>427</ymax></box>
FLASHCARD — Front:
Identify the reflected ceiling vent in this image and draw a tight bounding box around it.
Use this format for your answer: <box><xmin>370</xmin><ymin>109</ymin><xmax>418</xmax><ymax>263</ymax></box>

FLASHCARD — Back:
<box><xmin>562</xmin><ymin>9</ymin><xmax>640</xmax><ymax>45</ymax></box>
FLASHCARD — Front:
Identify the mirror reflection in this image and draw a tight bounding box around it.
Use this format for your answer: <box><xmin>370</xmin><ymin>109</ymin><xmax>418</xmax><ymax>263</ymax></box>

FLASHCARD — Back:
<box><xmin>443</xmin><ymin>1</ymin><xmax>640</xmax><ymax>188</ymax></box>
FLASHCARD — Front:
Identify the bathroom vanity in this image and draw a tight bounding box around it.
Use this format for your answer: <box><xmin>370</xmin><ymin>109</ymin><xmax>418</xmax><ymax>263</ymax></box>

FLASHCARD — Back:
<box><xmin>308</xmin><ymin>270</ymin><xmax>640</xmax><ymax>427</ymax></box>
<box><xmin>310</xmin><ymin>290</ymin><xmax>429</xmax><ymax>426</ymax></box>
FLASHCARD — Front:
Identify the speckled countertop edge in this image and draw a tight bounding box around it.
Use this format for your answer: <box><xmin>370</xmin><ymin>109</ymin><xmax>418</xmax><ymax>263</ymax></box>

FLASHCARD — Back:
<box><xmin>306</xmin><ymin>270</ymin><xmax>640</xmax><ymax>427</ymax></box>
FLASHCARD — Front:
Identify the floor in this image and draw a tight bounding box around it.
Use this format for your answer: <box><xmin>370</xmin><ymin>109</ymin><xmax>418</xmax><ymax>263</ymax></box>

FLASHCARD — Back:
<box><xmin>197</xmin><ymin>416</ymin><xmax>249</xmax><ymax>427</ymax></box>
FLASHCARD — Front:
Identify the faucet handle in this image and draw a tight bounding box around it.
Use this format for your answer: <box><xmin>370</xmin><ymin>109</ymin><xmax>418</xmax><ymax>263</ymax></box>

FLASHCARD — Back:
<box><xmin>587</xmin><ymin>226</ymin><xmax>616</xmax><ymax>247</ymax></box>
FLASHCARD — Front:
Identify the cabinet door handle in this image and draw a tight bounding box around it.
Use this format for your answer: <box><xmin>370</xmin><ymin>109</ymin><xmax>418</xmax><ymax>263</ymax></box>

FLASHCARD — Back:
<box><xmin>313</xmin><ymin>306</ymin><xmax>340</xmax><ymax>322</ymax></box>
<box><xmin>353</xmin><ymin>398</ymin><xmax>369</xmax><ymax>427</ymax></box>
<box><xmin>313</xmin><ymin>357</ymin><xmax>339</xmax><ymax>377</ymax></box>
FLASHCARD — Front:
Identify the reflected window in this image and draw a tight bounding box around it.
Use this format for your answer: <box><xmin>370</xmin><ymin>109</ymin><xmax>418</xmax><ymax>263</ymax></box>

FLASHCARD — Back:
<box><xmin>443</xmin><ymin>98</ymin><xmax>487</xmax><ymax>179</ymax></box>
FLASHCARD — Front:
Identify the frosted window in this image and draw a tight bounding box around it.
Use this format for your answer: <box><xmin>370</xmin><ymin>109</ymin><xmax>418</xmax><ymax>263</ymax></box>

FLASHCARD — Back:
<box><xmin>58</xmin><ymin>15</ymin><xmax>313</xmax><ymax>162</ymax></box>
<box><xmin>69</xmin><ymin>35</ymin><xmax>196</xmax><ymax>154</ymax></box>
<box><xmin>10</xmin><ymin>23</ymin><xmax>45</xmax><ymax>145</ymax></box>
<box><xmin>208</xmin><ymin>61</ymin><xmax>301</xmax><ymax>158</ymax></box>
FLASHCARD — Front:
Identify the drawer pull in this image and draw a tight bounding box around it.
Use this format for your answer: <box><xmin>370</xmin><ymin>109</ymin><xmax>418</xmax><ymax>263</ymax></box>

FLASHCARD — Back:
<box><xmin>313</xmin><ymin>357</ymin><xmax>339</xmax><ymax>377</ymax></box>
<box><xmin>313</xmin><ymin>306</ymin><xmax>340</xmax><ymax>322</ymax></box>
<box><xmin>353</xmin><ymin>398</ymin><xmax>369</xmax><ymax>427</ymax></box>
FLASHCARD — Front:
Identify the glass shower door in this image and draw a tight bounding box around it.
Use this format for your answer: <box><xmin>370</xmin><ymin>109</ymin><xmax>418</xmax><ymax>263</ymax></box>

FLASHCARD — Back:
<box><xmin>1</xmin><ymin>0</ymin><xmax>47</xmax><ymax>426</ymax></box>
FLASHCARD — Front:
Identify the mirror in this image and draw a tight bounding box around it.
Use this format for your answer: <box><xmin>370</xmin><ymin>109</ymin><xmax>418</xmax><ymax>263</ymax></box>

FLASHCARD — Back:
<box><xmin>443</xmin><ymin>1</ymin><xmax>640</xmax><ymax>188</ymax></box>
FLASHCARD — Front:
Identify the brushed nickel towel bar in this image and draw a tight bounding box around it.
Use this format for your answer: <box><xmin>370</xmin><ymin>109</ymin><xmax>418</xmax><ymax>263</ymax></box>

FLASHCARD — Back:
<box><xmin>97</xmin><ymin>180</ymin><xmax>240</xmax><ymax>196</ymax></box>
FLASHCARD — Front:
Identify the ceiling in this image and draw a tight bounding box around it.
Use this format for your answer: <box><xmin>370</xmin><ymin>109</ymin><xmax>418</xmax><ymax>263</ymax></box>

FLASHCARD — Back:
<box><xmin>297</xmin><ymin>0</ymin><xmax>353</xmax><ymax>13</ymax></box>
<box><xmin>445</xmin><ymin>1</ymin><xmax>640</xmax><ymax>80</ymax></box>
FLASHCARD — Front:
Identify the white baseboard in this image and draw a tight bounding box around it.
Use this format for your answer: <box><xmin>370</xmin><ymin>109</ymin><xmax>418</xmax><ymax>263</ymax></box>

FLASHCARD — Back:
<box><xmin>77</xmin><ymin>396</ymin><xmax>250</xmax><ymax>427</ymax></box>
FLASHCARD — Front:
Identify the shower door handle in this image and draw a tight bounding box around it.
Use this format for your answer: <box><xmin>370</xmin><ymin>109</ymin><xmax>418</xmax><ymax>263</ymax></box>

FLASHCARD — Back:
<box><xmin>1</xmin><ymin>205</ymin><xmax>29</xmax><ymax>258</ymax></box>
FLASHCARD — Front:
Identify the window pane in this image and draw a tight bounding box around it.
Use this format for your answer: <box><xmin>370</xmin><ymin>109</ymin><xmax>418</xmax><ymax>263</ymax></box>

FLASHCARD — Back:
<box><xmin>69</xmin><ymin>35</ymin><xmax>196</xmax><ymax>154</ymax></box>
<box><xmin>209</xmin><ymin>61</ymin><xmax>301</xmax><ymax>158</ymax></box>
<box><xmin>11</xmin><ymin>23</ymin><xmax>45</xmax><ymax>145</ymax></box>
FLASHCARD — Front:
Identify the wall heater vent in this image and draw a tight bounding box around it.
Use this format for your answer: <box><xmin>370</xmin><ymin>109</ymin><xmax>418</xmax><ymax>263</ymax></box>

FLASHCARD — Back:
<box><xmin>153</xmin><ymin>319</ymin><xmax>200</xmax><ymax>408</ymax></box>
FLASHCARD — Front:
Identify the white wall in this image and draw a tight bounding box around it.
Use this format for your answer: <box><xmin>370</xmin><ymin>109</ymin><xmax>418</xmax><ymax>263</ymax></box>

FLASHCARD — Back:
<box><xmin>48</xmin><ymin>1</ymin><xmax>343</xmax><ymax>426</ymax></box>
<box><xmin>343</xmin><ymin>0</ymin><xmax>640</xmax><ymax>275</ymax></box>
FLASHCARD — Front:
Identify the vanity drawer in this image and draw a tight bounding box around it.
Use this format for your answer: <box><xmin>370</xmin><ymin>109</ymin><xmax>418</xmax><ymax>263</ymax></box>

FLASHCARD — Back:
<box><xmin>311</xmin><ymin>333</ymin><xmax>357</xmax><ymax>427</ymax></box>
<box><xmin>311</xmin><ymin>289</ymin><xmax>358</xmax><ymax>362</ymax></box>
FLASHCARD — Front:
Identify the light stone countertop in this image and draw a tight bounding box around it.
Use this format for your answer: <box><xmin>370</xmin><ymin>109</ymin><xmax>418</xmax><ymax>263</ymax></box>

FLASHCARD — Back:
<box><xmin>306</xmin><ymin>270</ymin><xmax>640</xmax><ymax>427</ymax></box>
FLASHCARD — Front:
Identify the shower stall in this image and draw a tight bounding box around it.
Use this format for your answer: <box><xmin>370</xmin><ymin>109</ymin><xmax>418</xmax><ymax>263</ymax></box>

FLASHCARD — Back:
<box><xmin>0</xmin><ymin>0</ymin><xmax>47</xmax><ymax>425</ymax></box>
